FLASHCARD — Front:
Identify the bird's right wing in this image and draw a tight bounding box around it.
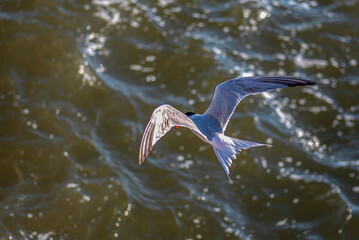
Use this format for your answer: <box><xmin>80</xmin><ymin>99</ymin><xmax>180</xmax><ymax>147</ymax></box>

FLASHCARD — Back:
<box><xmin>139</xmin><ymin>104</ymin><xmax>204</xmax><ymax>165</ymax></box>
<box><xmin>204</xmin><ymin>76</ymin><xmax>316</xmax><ymax>132</ymax></box>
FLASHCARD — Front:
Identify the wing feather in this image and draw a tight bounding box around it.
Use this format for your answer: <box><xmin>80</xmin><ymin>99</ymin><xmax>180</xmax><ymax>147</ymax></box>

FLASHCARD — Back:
<box><xmin>139</xmin><ymin>104</ymin><xmax>204</xmax><ymax>165</ymax></box>
<box><xmin>204</xmin><ymin>76</ymin><xmax>316</xmax><ymax>132</ymax></box>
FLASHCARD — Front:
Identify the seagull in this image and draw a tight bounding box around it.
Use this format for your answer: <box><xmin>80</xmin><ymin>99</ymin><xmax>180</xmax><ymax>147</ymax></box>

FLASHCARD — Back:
<box><xmin>139</xmin><ymin>76</ymin><xmax>316</xmax><ymax>180</ymax></box>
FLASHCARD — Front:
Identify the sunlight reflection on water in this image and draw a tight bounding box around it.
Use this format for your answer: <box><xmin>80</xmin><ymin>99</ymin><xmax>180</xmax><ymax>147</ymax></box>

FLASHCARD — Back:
<box><xmin>0</xmin><ymin>0</ymin><xmax>359</xmax><ymax>239</ymax></box>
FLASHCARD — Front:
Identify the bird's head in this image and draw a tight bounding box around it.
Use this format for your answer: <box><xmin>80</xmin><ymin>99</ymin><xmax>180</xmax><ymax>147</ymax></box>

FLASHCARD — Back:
<box><xmin>175</xmin><ymin>112</ymin><xmax>197</xmax><ymax>129</ymax></box>
<box><xmin>185</xmin><ymin>112</ymin><xmax>196</xmax><ymax>116</ymax></box>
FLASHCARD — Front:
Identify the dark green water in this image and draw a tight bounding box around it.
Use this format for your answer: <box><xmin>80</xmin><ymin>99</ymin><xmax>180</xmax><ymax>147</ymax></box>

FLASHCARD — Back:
<box><xmin>1</xmin><ymin>0</ymin><xmax>359</xmax><ymax>239</ymax></box>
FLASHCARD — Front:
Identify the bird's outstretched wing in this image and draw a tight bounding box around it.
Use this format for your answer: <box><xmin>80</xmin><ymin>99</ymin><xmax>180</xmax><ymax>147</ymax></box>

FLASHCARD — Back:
<box><xmin>204</xmin><ymin>76</ymin><xmax>316</xmax><ymax>132</ymax></box>
<box><xmin>139</xmin><ymin>104</ymin><xmax>204</xmax><ymax>165</ymax></box>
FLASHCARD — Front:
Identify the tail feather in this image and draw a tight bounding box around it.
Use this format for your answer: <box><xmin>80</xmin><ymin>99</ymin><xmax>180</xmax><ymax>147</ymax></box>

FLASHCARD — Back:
<box><xmin>213</xmin><ymin>147</ymin><xmax>232</xmax><ymax>180</ymax></box>
<box><xmin>211</xmin><ymin>135</ymin><xmax>269</xmax><ymax>180</ymax></box>
<box><xmin>231</xmin><ymin>137</ymin><xmax>269</xmax><ymax>151</ymax></box>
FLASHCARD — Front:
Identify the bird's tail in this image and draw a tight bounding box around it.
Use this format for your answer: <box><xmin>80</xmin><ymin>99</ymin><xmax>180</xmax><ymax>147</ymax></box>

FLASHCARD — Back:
<box><xmin>211</xmin><ymin>135</ymin><xmax>269</xmax><ymax>180</ymax></box>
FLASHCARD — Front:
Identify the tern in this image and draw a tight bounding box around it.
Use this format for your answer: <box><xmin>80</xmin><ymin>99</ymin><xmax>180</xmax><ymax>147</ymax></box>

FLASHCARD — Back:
<box><xmin>139</xmin><ymin>76</ymin><xmax>316</xmax><ymax>180</ymax></box>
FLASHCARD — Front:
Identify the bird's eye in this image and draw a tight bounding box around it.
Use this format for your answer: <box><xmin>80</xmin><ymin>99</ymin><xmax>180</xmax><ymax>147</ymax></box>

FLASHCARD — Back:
<box><xmin>175</xmin><ymin>126</ymin><xmax>180</xmax><ymax>129</ymax></box>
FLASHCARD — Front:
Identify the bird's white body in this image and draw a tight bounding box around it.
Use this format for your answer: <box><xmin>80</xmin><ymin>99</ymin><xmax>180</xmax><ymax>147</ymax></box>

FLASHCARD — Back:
<box><xmin>139</xmin><ymin>76</ymin><xmax>316</xmax><ymax>180</ymax></box>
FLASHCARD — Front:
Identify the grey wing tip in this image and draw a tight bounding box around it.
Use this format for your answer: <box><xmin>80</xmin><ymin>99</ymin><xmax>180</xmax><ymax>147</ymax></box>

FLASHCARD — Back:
<box><xmin>138</xmin><ymin>149</ymin><xmax>144</xmax><ymax>165</ymax></box>
<box><xmin>139</xmin><ymin>141</ymin><xmax>145</xmax><ymax>165</ymax></box>
<box><xmin>138</xmin><ymin>141</ymin><xmax>148</xmax><ymax>166</ymax></box>
<box><xmin>260</xmin><ymin>76</ymin><xmax>317</xmax><ymax>87</ymax></box>
<box><xmin>299</xmin><ymin>78</ymin><xmax>316</xmax><ymax>86</ymax></box>
<box><xmin>283</xmin><ymin>77</ymin><xmax>317</xmax><ymax>87</ymax></box>
<box><xmin>139</xmin><ymin>145</ymin><xmax>150</xmax><ymax>166</ymax></box>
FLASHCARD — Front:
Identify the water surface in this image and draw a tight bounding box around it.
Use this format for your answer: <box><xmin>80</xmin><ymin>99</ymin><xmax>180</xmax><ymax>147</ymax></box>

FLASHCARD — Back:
<box><xmin>1</xmin><ymin>0</ymin><xmax>359</xmax><ymax>239</ymax></box>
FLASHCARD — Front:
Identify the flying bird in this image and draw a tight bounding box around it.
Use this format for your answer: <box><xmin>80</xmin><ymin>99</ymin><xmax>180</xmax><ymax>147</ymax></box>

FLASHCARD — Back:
<box><xmin>139</xmin><ymin>76</ymin><xmax>316</xmax><ymax>180</ymax></box>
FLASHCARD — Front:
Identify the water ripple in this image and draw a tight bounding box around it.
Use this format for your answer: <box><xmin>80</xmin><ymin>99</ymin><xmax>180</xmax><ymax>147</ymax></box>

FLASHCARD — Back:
<box><xmin>1</xmin><ymin>0</ymin><xmax>359</xmax><ymax>239</ymax></box>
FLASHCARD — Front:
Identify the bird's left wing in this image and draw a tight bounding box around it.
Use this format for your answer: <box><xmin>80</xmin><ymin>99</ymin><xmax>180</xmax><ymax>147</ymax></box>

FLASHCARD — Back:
<box><xmin>204</xmin><ymin>76</ymin><xmax>316</xmax><ymax>132</ymax></box>
<box><xmin>139</xmin><ymin>104</ymin><xmax>204</xmax><ymax>165</ymax></box>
